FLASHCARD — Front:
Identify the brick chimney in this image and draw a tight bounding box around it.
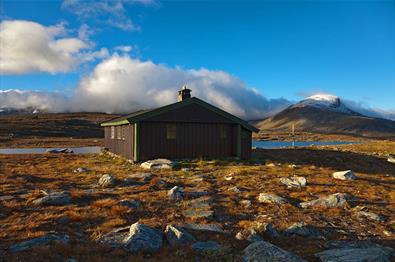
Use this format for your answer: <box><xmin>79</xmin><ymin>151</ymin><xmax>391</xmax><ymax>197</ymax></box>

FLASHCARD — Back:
<box><xmin>178</xmin><ymin>85</ymin><xmax>192</xmax><ymax>102</ymax></box>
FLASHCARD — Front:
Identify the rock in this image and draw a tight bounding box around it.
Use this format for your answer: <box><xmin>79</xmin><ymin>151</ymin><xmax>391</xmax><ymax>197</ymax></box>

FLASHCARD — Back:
<box><xmin>128</xmin><ymin>173</ymin><xmax>154</xmax><ymax>183</ymax></box>
<box><xmin>119</xmin><ymin>199</ymin><xmax>142</xmax><ymax>210</ymax></box>
<box><xmin>184</xmin><ymin>196</ymin><xmax>212</xmax><ymax>209</ymax></box>
<box><xmin>299</xmin><ymin>193</ymin><xmax>352</xmax><ymax>209</ymax></box>
<box><xmin>140</xmin><ymin>159</ymin><xmax>176</xmax><ymax>170</ymax></box>
<box><xmin>255</xmin><ymin>222</ymin><xmax>279</xmax><ymax>238</ymax></box>
<box><xmin>32</xmin><ymin>191</ymin><xmax>71</xmax><ymax>206</ymax></box>
<box><xmin>181</xmin><ymin>167</ymin><xmax>192</xmax><ymax>172</ymax></box>
<box><xmin>0</xmin><ymin>195</ymin><xmax>15</xmax><ymax>201</ymax></box>
<box><xmin>98</xmin><ymin>174</ymin><xmax>115</xmax><ymax>188</ymax></box>
<box><xmin>258</xmin><ymin>193</ymin><xmax>289</xmax><ymax>204</ymax></box>
<box><xmin>57</xmin><ymin>216</ymin><xmax>70</xmax><ymax>224</ymax></box>
<box><xmin>266</xmin><ymin>163</ymin><xmax>276</xmax><ymax>167</ymax></box>
<box><xmin>9</xmin><ymin>233</ymin><xmax>69</xmax><ymax>252</ymax></box>
<box><xmin>164</xmin><ymin>225</ymin><xmax>195</xmax><ymax>246</ymax></box>
<box><xmin>332</xmin><ymin>170</ymin><xmax>357</xmax><ymax>180</ymax></box>
<box><xmin>387</xmin><ymin>157</ymin><xmax>395</xmax><ymax>164</ymax></box>
<box><xmin>168</xmin><ymin>186</ymin><xmax>184</xmax><ymax>201</ymax></box>
<box><xmin>242</xmin><ymin>241</ymin><xmax>307</xmax><ymax>262</ymax></box>
<box><xmin>284</xmin><ymin>222</ymin><xmax>323</xmax><ymax>239</ymax></box>
<box><xmin>153</xmin><ymin>179</ymin><xmax>168</xmax><ymax>189</ymax></box>
<box><xmin>225</xmin><ymin>176</ymin><xmax>233</xmax><ymax>181</ymax></box>
<box><xmin>241</xmin><ymin>200</ymin><xmax>252</xmax><ymax>208</ymax></box>
<box><xmin>280</xmin><ymin>176</ymin><xmax>307</xmax><ymax>189</ymax></box>
<box><xmin>184</xmin><ymin>223</ymin><xmax>224</xmax><ymax>233</ymax></box>
<box><xmin>236</xmin><ymin>229</ymin><xmax>263</xmax><ymax>242</ymax></box>
<box><xmin>98</xmin><ymin>227</ymin><xmax>130</xmax><ymax>248</ymax></box>
<box><xmin>230</xmin><ymin>186</ymin><xmax>242</xmax><ymax>193</ymax></box>
<box><xmin>183</xmin><ymin>196</ymin><xmax>214</xmax><ymax>219</ymax></box>
<box><xmin>191</xmin><ymin>241</ymin><xmax>222</xmax><ymax>252</ymax></box>
<box><xmin>46</xmin><ymin>148</ymin><xmax>73</xmax><ymax>153</ymax></box>
<box><xmin>183</xmin><ymin>209</ymin><xmax>214</xmax><ymax>219</ymax></box>
<box><xmin>184</xmin><ymin>190</ymin><xmax>210</xmax><ymax>198</ymax></box>
<box><xmin>357</xmin><ymin>210</ymin><xmax>386</xmax><ymax>222</ymax></box>
<box><xmin>73</xmin><ymin>167</ymin><xmax>89</xmax><ymax>173</ymax></box>
<box><xmin>316</xmin><ymin>241</ymin><xmax>394</xmax><ymax>262</ymax></box>
<box><xmin>124</xmin><ymin>222</ymin><xmax>163</xmax><ymax>253</ymax></box>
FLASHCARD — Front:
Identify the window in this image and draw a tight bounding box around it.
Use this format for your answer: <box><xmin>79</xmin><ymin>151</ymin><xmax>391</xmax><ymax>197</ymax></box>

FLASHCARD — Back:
<box><xmin>111</xmin><ymin>126</ymin><xmax>115</xmax><ymax>139</ymax></box>
<box><xmin>220</xmin><ymin>125</ymin><xmax>227</xmax><ymax>139</ymax></box>
<box><xmin>122</xmin><ymin>126</ymin><xmax>126</xmax><ymax>141</ymax></box>
<box><xmin>117</xmin><ymin>126</ymin><xmax>122</xmax><ymax>140</ymax></box>
<box><xmin>166</xmin><ymin>124</ymin><xmax>177</xmax><ymax>140</ymax></box>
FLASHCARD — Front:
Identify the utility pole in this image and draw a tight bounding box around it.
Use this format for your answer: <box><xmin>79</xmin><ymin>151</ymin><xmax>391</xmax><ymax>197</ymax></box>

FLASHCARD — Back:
<box><xmin>291</xmin><ymin>124</ymin><xmax>295</xmax><ymax>147</ymax></box>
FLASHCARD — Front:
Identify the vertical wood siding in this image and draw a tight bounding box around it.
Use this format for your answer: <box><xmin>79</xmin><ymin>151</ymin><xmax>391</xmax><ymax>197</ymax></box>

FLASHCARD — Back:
<box><xmin>104</xmin><ymin>125</ymin><xmax>134</xmax><ymax>160</ymax></box>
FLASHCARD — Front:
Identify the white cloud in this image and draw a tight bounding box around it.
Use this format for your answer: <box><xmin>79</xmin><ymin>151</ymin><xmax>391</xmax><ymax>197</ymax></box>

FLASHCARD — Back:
<box><xmin>0</xmin><ymin>20</ymin><xmax>108</xmax><ymax>74</ymax></box>
<box><xmin>61</xmin><ymin>0</ymin><xmax>157</xmax><ymax>31</ymax></box>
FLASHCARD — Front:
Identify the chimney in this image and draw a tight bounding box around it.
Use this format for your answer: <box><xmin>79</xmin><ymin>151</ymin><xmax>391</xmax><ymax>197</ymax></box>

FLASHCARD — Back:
<box><xmin>178</xmin><ymin>85</ymin><xmax>192</xmax><ymax>102</ymax></box>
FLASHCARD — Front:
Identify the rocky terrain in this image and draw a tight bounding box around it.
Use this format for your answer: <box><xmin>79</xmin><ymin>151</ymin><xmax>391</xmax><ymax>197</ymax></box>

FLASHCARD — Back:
<box><xmin>0</xmin><ymin>141</ymin><xmax>394</xmax><ymax>261</ymax></box>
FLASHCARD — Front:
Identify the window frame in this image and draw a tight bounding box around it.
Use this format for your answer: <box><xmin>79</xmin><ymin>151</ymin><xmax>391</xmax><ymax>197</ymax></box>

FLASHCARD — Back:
<box><xmin>117</xmin><ymin>126</ymin><xmax>122</xmax><ymax>140</ymax></box>
<box><xmin>166</xmin><ymin>124</ymin><xmax>177</xmax><ymax>140</ymax></box>
<box><xmin>110</xmin><ymin>126</ymin><xmax>115</xmax><ymax>139</ymax></box>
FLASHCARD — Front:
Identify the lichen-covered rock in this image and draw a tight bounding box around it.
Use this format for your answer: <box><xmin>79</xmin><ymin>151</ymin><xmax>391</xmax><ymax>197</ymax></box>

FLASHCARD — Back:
<box><xmin>236</xmin><ymin>229</ymin><xmax>263</xmax><ymax>242</ymax></box>
<box><xmin>140</xmin><ymin>159</ymin><xmax>176</xmax><ymax>170</ymax></box>
<box><xmin>315</xmin><ymin>241</ymin><xmax>394</xmax><ymax>262</ymax></box>
<box><xmin>9</xmin><ymin>233</ymin><xmax>69</xmax><ymax>252</ymax></box>
<box><xmin>32</xmin><ymin>191</ymin><xmax>71</xmax><ymax>206</ymax></box>
<box><xmin>164</xmin><ymin>225</ymin><xmax>195</xmax><ymax>246</ymax></box>
<box><xmin>191</xmin><ymin>241</ymin><xmax>222</xmax><ymax>252</ymax></box>
<box><xmin>280</xmin><ymin>176</ymin><xmax>307</xmax><ymax>189</ymax></box>
<box><xmin>242</xmin><ymin>241</ymin><xmax>307</xmax><ymax>262</ymax></box>
<box><xmin>168</xmin><ymin>186</ymin><xmax>184</xmax><ymax>201</ymax></box>
<box><xmin>332</xmin><ymin>170</ymin><xmax>357</xmax><ymax>180</ymax></box>
<box><xmin>98</xmin><ymin>174</ymin><xmax>115</xmax><ymax>188</ymax></box>
<box><xmin>124</xmin><ymin>222</ymin><xmax>163</xmax><ymax>253</ymax></box>
<box><xmin>284</xmin><ymin>222</ymin><xmax>323</xmax><ymax>239</ymax></box>
<box><xmin>299</xmin><ymin>193</ymin><xmax>352</xmax><ymax>208</ymax></box>
<box><xmin>258</xmin><ymin>193</ymin><xmax>289</xmax><ymax>204</ymax></box>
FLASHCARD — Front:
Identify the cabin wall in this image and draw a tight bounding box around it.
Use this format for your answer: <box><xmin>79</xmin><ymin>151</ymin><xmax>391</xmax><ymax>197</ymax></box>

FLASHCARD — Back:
<box><xmin>138</xmin><ymin>122</ymin><xmax>235</xmax><ymax>161</ymax></box>
<box><xmin>104</xmin><ymin>124</ymin><xmax>134</xmax><ymax>160</ymax></box>
<box><xmin>241</xmin><ymin>128</ymin><xmax>252</xmax><ymax>160</ymax></box>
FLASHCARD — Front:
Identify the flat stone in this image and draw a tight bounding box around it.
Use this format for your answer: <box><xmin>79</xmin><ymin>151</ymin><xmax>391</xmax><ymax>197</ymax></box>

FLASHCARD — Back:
<box><xmin>299</xmin><ymin>193</ymin><xmax>352</xmax><ymax>208</ymax></box>
<box><xmin>285</xmin><ymin>222</ymin><xmax>323</xmax><ymax>239</ymax></box>
<box><xmin>184</xmin><ymin>196</ymin><xmax>212</xmax><ymax>209</ymax></box>
<box><xmin>191</xmin><ymin>241</ymin><xmax>222</xmax><ymax>252</ymax></box>
<box><xmin>140</xmin><ymin>159</ymin><xmax>176</xmax><ymax>170</ymax></box>
<box><xmin>32</xmin><ymin>191</ymin><xmax>71</xmax><ymax>206</ymax></box>
<box><xmin>316</xmin><ymin>241</ymin><xmax>394</xmax><ymax>262</ymax></box>
<box><xmin>280</xmin><ymin>176</ymin><xmax>307</xmax><ymax>189</ymax></box>
<box><xmin>332</xmin><ymin>170</ymin><xmax>357</xmax><ymax>181</ymax></box>
<box><xmin>124</xmin><ymin>222</ymin><xmax>163</xmax><ymax>253</ymax></box>
<box><xmin>258</xmin><ymin>193</ymin><xmax>289</xmax><ymax>204</ymax></box>
<box><xmin>9</xmin><ymin>233</ymin><xmax>69</xmax><ymax>252</ymax></box>
<box><xmin>98</xmin><ymin>227</ymin><xmax>130</xmax><ymax>248</ymax></box>
<box><xmin>164</xmin><ymin>225</ymin><xmax>195</xmax><ymax>246</ymax></box>
<box><xmin>184</xmin><ymin>223</ymin><xmax>224</xmax><ymax>233</ymax></box>
<box><xmin>98</xmin><ymin>174</ymin><xmax>115</xmax><ymax>188</ymax></box>
<box><xmin>184</xmin><ymin>190</ymin><xmax>209</xmax><ymax>197</ymax></box>
<box><xmin>128</xmin><ymin>173</ymin><xmax>153</xmax><ymax>182</ymax></box>
<box><xmin>242</xmin><ymin>241</ymin><xmax>307</xmax><ymax>262</ymax></box>
<box><xmin>183</xmin><ymin>209</ymin><xmax>214</xmax><ymax>219</ymax></box>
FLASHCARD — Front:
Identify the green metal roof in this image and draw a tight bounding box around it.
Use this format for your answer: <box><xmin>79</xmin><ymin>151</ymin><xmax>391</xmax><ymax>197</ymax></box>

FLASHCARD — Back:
<box><xmin>100</xmin><ymin>97</ymin><xmax>259</xmax><ymax>132</ymax></box>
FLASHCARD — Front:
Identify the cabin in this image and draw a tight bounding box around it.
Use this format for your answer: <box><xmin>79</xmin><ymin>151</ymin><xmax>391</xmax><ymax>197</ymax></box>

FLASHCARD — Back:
<box><xmin>101</xmin><ymin>86</ymin><xmax>259</xmax><ymax>162</ymax></box>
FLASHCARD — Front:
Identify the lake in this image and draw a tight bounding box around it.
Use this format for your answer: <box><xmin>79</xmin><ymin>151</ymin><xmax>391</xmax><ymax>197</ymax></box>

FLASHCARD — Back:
<box><xmin>252</xmin><ymin>140</ymin><xmax>358</xmax><ymax>149</ymax></box>
<box><xmin>0</xmin><ymin>147</ymin><xmax>102</xmax><ymax>154</ymax></box>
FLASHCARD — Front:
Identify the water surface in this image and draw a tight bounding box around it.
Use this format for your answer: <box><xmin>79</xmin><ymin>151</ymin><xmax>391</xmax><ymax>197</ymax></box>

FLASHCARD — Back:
<box><xmin>0</xmin><ymin>147</ymin><xmax>101</xmax><ymax>154</ymax></box>
<box><xmin>252</xmin><ymin>140</ymin><xmax>358</xmax><ymax>149</ymax></box>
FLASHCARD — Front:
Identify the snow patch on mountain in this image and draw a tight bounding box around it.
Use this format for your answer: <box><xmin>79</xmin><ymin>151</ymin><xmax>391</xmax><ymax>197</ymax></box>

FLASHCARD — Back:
<box><xmin>292</xmin><ymin>94</ymin><xmax>357</xmax><ymax>115</ymax></box>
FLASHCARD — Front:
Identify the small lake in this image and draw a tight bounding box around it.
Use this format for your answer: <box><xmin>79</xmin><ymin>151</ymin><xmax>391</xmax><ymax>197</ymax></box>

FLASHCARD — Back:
<box><xmin>252</xmin><ymin>140</ymin><xmax>358</xmax><ymax>149</ymax></box>
<box><xmin>0</xmin><ymin>147</ymin><xmax>102</xmax><ymax>154</ymax></box>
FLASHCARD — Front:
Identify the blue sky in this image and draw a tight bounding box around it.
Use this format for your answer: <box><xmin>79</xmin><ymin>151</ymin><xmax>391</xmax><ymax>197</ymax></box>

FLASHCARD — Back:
<box><xmin>0</xmin><ymin>0</ymin><xmax>394</xmax><ymax>115</ymax></box>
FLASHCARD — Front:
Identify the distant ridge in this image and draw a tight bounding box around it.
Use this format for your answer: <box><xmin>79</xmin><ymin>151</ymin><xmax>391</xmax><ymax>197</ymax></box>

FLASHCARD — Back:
<box><xmin>254</xmin><ymin>95</ymin><xmax>395</xmax><ymax>138</ymax></box>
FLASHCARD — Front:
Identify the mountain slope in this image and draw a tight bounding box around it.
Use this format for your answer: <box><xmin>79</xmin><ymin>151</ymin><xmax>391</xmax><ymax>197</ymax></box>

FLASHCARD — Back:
<box><xmin>255</xmin><ymin>95</ymin><xmax>395</xmax><ymax>138</ymax></box>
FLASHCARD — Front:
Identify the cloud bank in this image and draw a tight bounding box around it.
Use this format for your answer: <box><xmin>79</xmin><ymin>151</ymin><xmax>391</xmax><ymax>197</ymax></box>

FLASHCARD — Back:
<box><xmin>0</xmin><ymin>20</ymin><xmax>108</xmax><ymax>74</ymax></box>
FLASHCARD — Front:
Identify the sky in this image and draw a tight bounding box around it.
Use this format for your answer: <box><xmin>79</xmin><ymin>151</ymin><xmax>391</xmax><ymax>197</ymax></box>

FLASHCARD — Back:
<box><xmin>0</xmin><ymin>0</ymin><xmax>394</xmax><ymax>119</ymax></box>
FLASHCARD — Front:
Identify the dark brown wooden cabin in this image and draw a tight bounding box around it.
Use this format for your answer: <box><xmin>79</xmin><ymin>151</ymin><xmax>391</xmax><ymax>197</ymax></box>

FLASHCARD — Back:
<box><xmin>101</xmin><ymin>87</ymin><xmax>259</xmax><ymax>161</ymax></box>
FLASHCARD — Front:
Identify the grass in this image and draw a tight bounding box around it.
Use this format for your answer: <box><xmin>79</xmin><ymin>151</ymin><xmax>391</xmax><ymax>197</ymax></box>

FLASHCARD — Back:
<box><xmin>0</xmin><ymin>139</ymin><xmax>394</xmax><ymax>261</ymax></box>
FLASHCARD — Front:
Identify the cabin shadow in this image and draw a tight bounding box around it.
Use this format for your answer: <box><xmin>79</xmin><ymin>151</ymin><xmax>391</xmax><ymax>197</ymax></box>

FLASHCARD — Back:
<box><xmin>252</xmin><ymin>148</ymin><xmax>395</xmax><ymax>175</ymax></box>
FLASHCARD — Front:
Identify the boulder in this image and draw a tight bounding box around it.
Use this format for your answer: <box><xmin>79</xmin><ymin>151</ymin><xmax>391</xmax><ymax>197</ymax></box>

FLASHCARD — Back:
<box><xmin>242</xmin><ymin>241</ymin><xmax>307</xmax><ymax>262</ymax></box>
<box><xmin>280</xmin><ymin>176</ymin><xmax>307</xmax><ymax>189</ymax></box>
<box><xmin>258</xmin><ymin>193</ymin><xmax>289</xmax><ymax>204</ymax></box>
<box><xmin>119</xmin><ymin>199</ymin><xmax>142</xmax><ymax>210</ymax></box>
<box><xmin>315</xmin><ymin>241</ymin><xmax>394</xmax><ymax>262</ymax></box>
<box><xmin>164</xmin><ymin>225</ymin><xmax>195</xmax><ymax>246</ymax></box>
<box><xmin>236</xmin><ymin>229</ymin><xmax>263</xmax><ymax>242</ymax></box>
<box><xmin>168</xmin><ymin>186</ymin><xmax>184</xmax><ymax>201</ymax></box>
<box><xmin>9</xmin><ymin>233</ymin><xmax>69</xmax><ymax>252</ymax></box>
<box><xmin>184</xmin><ymin>223</ymin><xmax>224</xmax><ymax>233</ymax></box>
<box><xmin>32</xmin><ymin>191</ymin><xmax>71</xmax><ymax>206</ymax></box>
<box><xmin>299</xmin><ymin>193</ymin><xmax>352</xmax><ymax>209</ymax></box>
<box><xmin>332</xmin><ymin>170</ymin><xmax>357</xmax><ymax>181</ymax></box>
<box><xmin>387</xmin><ymin>157</ymin><xmax>395</xmax><ymax>164</ymax></box>
<box><xmin>124</xmin><ymin>222</ymin><xmax>163</xmax><ymax>253</ymax></box>
<box><xmin>255</xmin><ymin>222</ymin><xmax>279</xmax><ymax>238</ymax></box>
<box><xmin>98</xmin><ymin>174</ymin><xmax>115</xmax><ymax>188</ymax></box>
<box><xmin>140</xmin><ymin>159</ymin><xmax>176</xmax><ymax>170</ymax></box>
<box><xmin>191</xmin><ymin>241</ymin><xmax>222</xmax><ymax>252</ymax></box>
<box><xmin>98</xmin><ymin>227</ymin><xmax>130</xmax><ymax>248</ymax></box>
<box><xmin>183</xmin><ymin>209</ymin><xmax>214</xmax><ymax>219</ymax></box>
<box><xmin>284</xmin><ymin>222</ymin><xmax>323</xmax><ymax>239</ymax></box>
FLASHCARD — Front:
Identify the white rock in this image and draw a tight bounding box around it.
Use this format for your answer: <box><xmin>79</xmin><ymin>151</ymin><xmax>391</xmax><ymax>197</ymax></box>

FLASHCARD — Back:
<box><xmin>243</xmin><ymin>241</ymin><xmax>307</xmax><ymax>262</ymax></box>
<box><xmin>164</xmin><ymin>225</ymin><xmax>195</xmax><ymax>246</ymax></box>
<box><xmin>140</xmin><ymin>159</ymin><xmax>176</xmax><ymax>169</ymax></box>
<box><xmin>168</xmin><ymin>186</ymin><xmax>184</xmax><ymax>201</ymax></box>
<box><xmin>124</xmin><ymin>222</ymin><xmax>163</xmax><ymax>252</ymax></box>
<box><xmin>332</xmin><ymin>170</ymin><xmax>357</xmax><ymax>180</ymax></box>
<box><xmin>258</xmin><ymin>193</ymin><xmax>289</xmax><ymax>204</ymax></box>
<box><xmin>280</xmin><ymin>176</ymin><xmax>307</xmax><ymax>188</ymax></box>
<box><xmin>98</xmin><ymin>174</ymin><xmax>115</xmax><ymax>188</ymax></box>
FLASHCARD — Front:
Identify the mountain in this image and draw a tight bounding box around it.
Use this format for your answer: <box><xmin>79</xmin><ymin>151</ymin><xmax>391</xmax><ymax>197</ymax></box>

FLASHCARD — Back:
<box><xmin>0</xmin><ymin>107</ymin><xmax>43</xmax><ymax>115</ymax></box>
<box><xmin>254</xmin><ymin>94</ymin><xmax>395</xmax><ymax>138</ymax></box>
